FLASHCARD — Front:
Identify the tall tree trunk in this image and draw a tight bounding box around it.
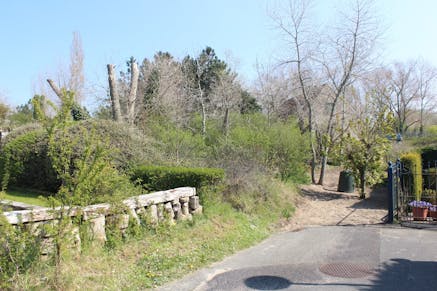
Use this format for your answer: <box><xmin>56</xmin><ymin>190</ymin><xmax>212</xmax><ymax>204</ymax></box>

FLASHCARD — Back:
<box><xmin>127</xmin><ymin>61</ymin><xmax>139</xmax><ymax>124</ymax></box>
<box><xmin>318</xmin><ymin>153</ymin><xmax>328</xmax><ymax>185</ymax></box>
<box><xmin>223</xmin><ymin>107</ymin><xmax>229</xmax><ymax>136</ymax></box>
<box><xmin>47</xmin><ymin>79</ymin><xmax>63</xmax><ymax>99</ymax></box>
<box><xmin>107</xmin><ymin>64</ymin><xmax>122</xmax><ymax>122</ymax></box>
<box><xmin>201</xmin><ymin>100</ymin><xmax>206</xmax><ymax>135</ymax></box>
<box><xmin>359</xmin><ymin>167</ymin><xmax>366</xmax><ymax>199</ymax></box>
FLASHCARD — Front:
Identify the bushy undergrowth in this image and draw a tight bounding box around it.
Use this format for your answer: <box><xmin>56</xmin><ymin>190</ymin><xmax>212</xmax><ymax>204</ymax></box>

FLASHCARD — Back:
<box><xmin>131</xmin><ymin>165</ymin><xmax>224</xmax><ymax>193</ymax></box>
<box><xmin>12</xmin><ymin>179</ymin><xmax>296</xmax><ymax>290</ymax></box>
<box><xmin>0</xmin><ymin>213</ymin><xmax>41</xmax><ymax>289</ymax></box>
<box><xmin>0</xmin><ymin>120</ymin><xmax>158</xmax><ymax>195</ymax></box>
<box><xmin>148</xmin><ymin>113</ymin><xmax>309</xmax><ymax>202</ymax></box>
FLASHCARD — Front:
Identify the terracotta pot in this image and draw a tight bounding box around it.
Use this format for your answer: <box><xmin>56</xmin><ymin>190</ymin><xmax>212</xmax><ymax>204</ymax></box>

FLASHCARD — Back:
<box><xmin>412</xmin><ymin>207</ymin><xmax>429</xmax><ymax>221</ymax></box>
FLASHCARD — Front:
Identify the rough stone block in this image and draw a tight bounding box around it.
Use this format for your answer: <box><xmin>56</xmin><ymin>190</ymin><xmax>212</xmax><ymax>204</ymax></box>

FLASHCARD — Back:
<box><xmin>164</xmin><ymin>202</ymin><xmax>175</xmax><ymax>223</ymax></box>
<box><xmin>129</xmin><ymin>209</ymin><xmax>141</xmax><ymax>225</ymax></box>
<box><xmin>89</xmin><ymin>215</ymin><xmax>106</xmax><ymax>242</ymax></box>
<box><xmin>179</xmin><ymin>196</ymin><xmax>189</xmax><ymax>203</ymax></box>
<box><xmin>189</xmin><ymin>196</ymin><xmax>200</xmax><ymax>210</ymax></box>
<box><xmin>149</xmin><ymin>204</ymin><xmax>158</xmax><ymax>224</ymax></box>
<box><xmin>181</xmin><ymin>202</ymin><xmax>189</xmax><ymax>215</ymax></box>
<box><xmin>191</xmin><ymin>205</ymin><xmax>203</xmax><ymax>216</ymax></box>
<box><xmin>157</xmin><ymin>204</ymin><xmax>165</xmax><ymax>222</ymax></box>
<box><xmin>40</xmin><ymin>237</ymin><xmax>55</xmax><ymax>255</ymax></box>
<box><xmin>119</xmin><ymin>214</ymin><xmax>130</xmax><ymax>229</ymax></box>
<box><xmin>172</xmin><ymin>200</ymin><xmax>181</xmax><ymax>212</ymax></box>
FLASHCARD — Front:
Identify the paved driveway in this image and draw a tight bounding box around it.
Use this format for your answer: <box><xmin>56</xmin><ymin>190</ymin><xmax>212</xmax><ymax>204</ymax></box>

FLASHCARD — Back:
<box><xmin>158</xmin><ymin>225</ymin><xmax>437</xmax><ymax>291</ymax></box>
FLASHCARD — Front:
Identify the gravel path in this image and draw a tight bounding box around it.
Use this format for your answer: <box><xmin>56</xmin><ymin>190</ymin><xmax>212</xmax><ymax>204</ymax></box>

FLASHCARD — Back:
<box><xmin>281</xmin><ymin>167</ymin><xmax>388</xmax><ymax>232</ymax></box>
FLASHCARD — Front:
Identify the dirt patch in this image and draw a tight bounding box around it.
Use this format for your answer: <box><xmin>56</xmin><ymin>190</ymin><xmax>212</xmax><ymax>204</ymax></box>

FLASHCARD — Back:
<box><xmin>281</xmin><ymin>167</ymin><xmax>388</xmax><ymax>232</ymax></box>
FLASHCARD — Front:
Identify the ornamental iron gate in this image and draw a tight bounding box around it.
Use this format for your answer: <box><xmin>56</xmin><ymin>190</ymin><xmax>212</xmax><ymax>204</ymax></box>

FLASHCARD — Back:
<box><xmin>388</xmin><ymin>159</ymin><xmax>437</xmax><ymax>225</ymax></box>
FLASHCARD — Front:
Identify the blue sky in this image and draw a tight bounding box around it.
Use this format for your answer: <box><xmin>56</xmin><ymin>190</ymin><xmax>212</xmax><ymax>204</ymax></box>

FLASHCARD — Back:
<box><xmin>1</xmin><ymin>0</ymin><xmax>437</xmax><ymax>109</ymax></box>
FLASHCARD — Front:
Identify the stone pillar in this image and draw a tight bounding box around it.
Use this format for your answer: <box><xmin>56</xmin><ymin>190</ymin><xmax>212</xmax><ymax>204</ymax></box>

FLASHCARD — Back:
<box><xmin>189</xmin><ymin>196</ymin><xmax>200</xmax><ymax>210</ymax></box>
<box><xmin>148</xmin><ymin>204</ymin><xmax>159</xmax><ymax>224</ymax></box>
<box><xmin>164</xmin><ymin>202</ymin><xmax>175</xmax><ymax>225</ymax></box>
<box><xmin>89</xmin><ymin>215</ymin><xmax>107</xmax><ymax>242</ymax></box>
<box><xmin>172</xmin><ymin>199</ymin><xmax>182</xmax><ymax>220</ymax></box>
<box><xmin>157</xmin><ymin>204</ymin><xmax>165</xmax><ymax>222</ymax></box>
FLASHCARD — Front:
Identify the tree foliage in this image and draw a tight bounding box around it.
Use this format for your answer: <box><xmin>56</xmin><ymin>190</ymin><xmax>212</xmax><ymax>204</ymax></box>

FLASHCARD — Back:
<box><xmin>336</xmin><ymin>106</ymin><xmax>394</xmax><ymax>198</ymax></box>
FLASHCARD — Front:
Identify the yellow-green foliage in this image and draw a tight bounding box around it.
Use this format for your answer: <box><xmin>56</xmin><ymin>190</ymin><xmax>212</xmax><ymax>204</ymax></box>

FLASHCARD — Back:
<box><xmin>401</xmin><ymin>152</ymin><xmax>423</xmax><ymax>200</ymax></box>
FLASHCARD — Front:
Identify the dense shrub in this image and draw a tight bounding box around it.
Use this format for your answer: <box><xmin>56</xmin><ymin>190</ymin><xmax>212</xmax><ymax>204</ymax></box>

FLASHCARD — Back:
<box><xmin>208</xmin><ymin>114</ymin><xmax>310</xmax><ymax>183</ymax></box>
<box><xmin>0</xmin><ymin>120</ymin><xmax>159</xmax><ymax>194</ymax></box>
<box><xmin>0</xmin><ymin>129</ymin><xmax>57</xmax><ymax>192</ymax></box>
<box><xmin>401</xmin><ymin>152</ymin><xmax>423</xmax><ymax>200</ymax></box>
<box><xmin>131</xmin><ymin>165</ymin><xmax>224</xmax><ymax>192</ymax></box>
<box><xmin>0</xmin><ymin>213</ymin><xmax>40</xmax><ymax>289</ymax></box>
<box><xmin>145</xmin><ymin>118</ymin><xmax>208</xmax><ymax>167</ymax></box>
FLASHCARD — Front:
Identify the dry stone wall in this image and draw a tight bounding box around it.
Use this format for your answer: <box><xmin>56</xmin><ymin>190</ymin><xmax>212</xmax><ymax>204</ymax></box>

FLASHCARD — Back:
<box><xmin>2</xmin><ymin>187</ymin><xmax>202</xmax><ymax>254</ymax></box>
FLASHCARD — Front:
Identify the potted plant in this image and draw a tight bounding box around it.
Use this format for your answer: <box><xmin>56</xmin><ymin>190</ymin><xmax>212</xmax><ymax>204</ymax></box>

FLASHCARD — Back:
<box><xmin>429</xmin><ymin>205</ymin><xmax>437</xmax><ymax>221</ymax></box>
<box><xmin>408</xmin><ymin>201</ymin><xmax>432</xmax><ymax>221</ymax></box>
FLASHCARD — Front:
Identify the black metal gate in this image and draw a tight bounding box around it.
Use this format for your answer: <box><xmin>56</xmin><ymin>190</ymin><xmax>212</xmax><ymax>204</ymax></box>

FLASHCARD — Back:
<box><xmin>388</xmin><ymin>160</ymin><xmax>437</xmax><ymax>225</ymax></box>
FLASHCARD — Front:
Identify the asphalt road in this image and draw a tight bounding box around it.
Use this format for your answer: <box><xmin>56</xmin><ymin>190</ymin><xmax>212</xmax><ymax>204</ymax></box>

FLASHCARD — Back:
<box><xmin>158</xmin><ymin>225</ymin><xmax>437</xmax><ymax>291</ymax></box>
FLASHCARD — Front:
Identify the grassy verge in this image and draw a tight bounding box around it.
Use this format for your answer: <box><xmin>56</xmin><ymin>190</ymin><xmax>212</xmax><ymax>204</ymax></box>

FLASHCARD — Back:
<box><xmin>1</xmin><ymin>188</ymin><xmax>50</xmax><ymax>207</ymax></box>
<box><xmin>15</xmin><ymin>180</ymin><xmax>297</xmax><ymax>290</ymax></box>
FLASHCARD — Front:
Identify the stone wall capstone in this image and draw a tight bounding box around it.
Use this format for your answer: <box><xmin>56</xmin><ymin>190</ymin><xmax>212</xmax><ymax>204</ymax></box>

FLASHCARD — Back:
<box><xmin>1</xmin><ymin>187</ymin><xmax>202</xmax><ymax>254</ymax></box>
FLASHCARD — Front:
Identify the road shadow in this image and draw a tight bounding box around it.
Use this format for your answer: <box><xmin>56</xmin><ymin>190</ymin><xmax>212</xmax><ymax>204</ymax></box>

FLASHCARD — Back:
<box><xmin>361</xmin><ymin>258</ymin><xmax>437</xmax><ymax>291</ymax></box>
<box><xmin>300</xmin><ymin>187</ymin><xmax>357</xmax><ymax>201</ymax></box>
<box><xmin>351</xmin><ymin>184</ymin><xmax>388</xmax><ymax>211</ymax></box>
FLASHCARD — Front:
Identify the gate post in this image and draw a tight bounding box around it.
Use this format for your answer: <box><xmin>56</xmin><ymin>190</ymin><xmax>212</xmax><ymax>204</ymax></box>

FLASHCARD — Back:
<box><xmin>387</xmin><ymin>162</ymin><xmax>394</xmax><ymax>223</ymax></box>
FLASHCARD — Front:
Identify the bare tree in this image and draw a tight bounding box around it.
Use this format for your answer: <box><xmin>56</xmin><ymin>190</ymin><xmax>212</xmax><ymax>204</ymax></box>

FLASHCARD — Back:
<box><xmin>416</xmin><ymin>60</ymin><xmax>437</xmax><ymax>135</ymax></box>
<box><xmin>107</xmin><ymin>64</ymin><xmax>122</xmax><ymax>122</ymax></box>
<box><xmin>270</xmin><ymin>0</ymin><xmax>323</xmax><ymax>183</ymax></box>
<box><xmin>106</xmin><ymin>58</ymin><xmax>140</xmax><ymax>124</ymax></box>
<box><xmin>210</xmin><ymin>71</ymin><xmax>241</xmax><ymax>135</ymax></box>
<box><xmin>253</xmin><ymin>63</ymin><xmax>291</xmax><ymax>124</ymax></box>
<box><xmin>44</xmin><ymin>32</ymin><xmax>85</xmax><ymax>104</ymax></box>
<box><xmin>316</xmin><ymin>0</ymin><xmax>379</xmax><ymax>185</ymax></box>
<box><xmin>46</xmin><ymin>79</ymin><xmax>63</xmax><ymax>99</ymax></box>
<box><xmin>69</xmin><ymin>31</ymin><xmax>85</xmax><ymax>103</ymax></box>
<box><xmin>135</xmin><ymin>53</ymin><xmax>194</xmax><ymax>128</ymax></box>
<box><xmin>127</xmin><ymin>60</ymin><xmax>139</xmax><ymax>124</ymax></box>
<box><xmin>271</xmin><ymin>0</ymin><xmax>379</xmax><ymax>184</ymax></box>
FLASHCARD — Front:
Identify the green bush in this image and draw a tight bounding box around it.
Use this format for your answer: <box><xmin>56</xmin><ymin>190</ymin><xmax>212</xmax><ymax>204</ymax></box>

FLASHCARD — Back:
<box><xmin>0</xmin><ymin>214</ymin><xmax>41</xmax><ymax>289</ymax></box>
<box><xmin>131</xmin><ymin>165</ymin><xmax>224</xmax><ymax>192</ymax></box>
<box><xmin>209</xmin><ymin>114</ymin><xmax>309</xmax><ymax>183</ymax></box>
<box><xmin>0</xmin><ymin>129</ymin><xmax>57</xmax><ymax>192</ymax></box>
<box><xmin>401</xmin><ymin>152</ymin><xmax>423</xmax><ymax>200</ymax></box>
<box><xmin>0</xmin><ymin>120</ymin><xmax>159</xmax><ymax>194</ymax></box>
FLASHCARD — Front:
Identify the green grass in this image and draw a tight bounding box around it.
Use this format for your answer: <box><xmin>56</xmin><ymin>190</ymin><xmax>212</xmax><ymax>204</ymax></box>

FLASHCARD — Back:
<box><xmin>1</xmin><ymin>188</ymin><xmax>50</xmax><ymax>207</ymax></box>
<box><xmin>12</xmin><ymin>180</ymin><xmax>297</xmax><ymax>290</ymax></box>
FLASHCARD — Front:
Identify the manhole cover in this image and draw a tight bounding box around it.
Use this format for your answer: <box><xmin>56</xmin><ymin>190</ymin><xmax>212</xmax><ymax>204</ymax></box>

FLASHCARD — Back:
<box><xmin>319</xmin><ymin>263</ymin><xmax>375</xmax><ymax>278</ymax></box>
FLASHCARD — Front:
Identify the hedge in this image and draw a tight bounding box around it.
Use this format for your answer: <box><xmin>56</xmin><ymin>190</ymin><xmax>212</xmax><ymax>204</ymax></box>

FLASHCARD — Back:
<box><xmin>0</xmin><ymin>120</ymin><xmax>159</xmax><ymax>194</ymax></box>
<box><xmin>130</xmin><ymin>165</ymin><xmax>225</xmax><ymax>192</ymax></box>
<box><xmin>421</xmin><ymin>147</ymin><xmax>437</xmax><ymax>166</ymax></box>
<box><xmin>401</xmin><ymin>152</ymin><xmax>423</xmax><ymax>200</ymax></box>
<box><xmin>0</xmin><ymin>129</ymin><xmax>58</xmax><ymax>192</ymax></box>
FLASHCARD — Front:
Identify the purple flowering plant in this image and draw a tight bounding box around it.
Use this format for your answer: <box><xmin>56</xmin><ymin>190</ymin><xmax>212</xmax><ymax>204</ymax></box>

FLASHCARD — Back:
<box><xmin>429</xmin><ymin>205</ymin><xmax>437</xmax><ymax>212</ymax></box>
<box><xmin>408</xmin><ymin>200</ymin><xmax>432</xmax><ymax>208</ymax></box>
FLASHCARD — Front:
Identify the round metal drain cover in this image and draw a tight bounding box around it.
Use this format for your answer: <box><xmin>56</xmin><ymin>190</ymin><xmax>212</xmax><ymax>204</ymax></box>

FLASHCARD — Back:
<box><xmin>319</xmin><ymin>263</ymin><xmax>375</xmax><ymax>278</ymax></box>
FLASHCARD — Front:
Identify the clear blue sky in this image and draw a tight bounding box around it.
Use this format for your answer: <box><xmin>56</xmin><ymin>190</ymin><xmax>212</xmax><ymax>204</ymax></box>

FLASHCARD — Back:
<box><xmin>1</xmin><ymin>0</ymin><xmax>437</xmax><ymax>109</ymax></box>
